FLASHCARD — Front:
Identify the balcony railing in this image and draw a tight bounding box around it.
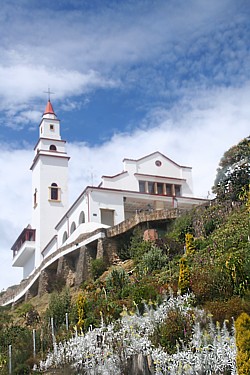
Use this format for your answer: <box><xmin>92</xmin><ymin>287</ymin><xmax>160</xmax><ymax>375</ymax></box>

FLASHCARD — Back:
<box><xmin>11</xmin><ymin>228</ymin><xmax>36</xmax><ymax>257</ymax></box>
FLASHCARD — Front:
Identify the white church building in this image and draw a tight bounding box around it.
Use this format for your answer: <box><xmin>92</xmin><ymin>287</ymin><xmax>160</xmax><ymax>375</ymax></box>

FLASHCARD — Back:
<box><xmin>11</xmin><ymin>100</ymin><xmax>207</xmax><ymax>280</ymax></box>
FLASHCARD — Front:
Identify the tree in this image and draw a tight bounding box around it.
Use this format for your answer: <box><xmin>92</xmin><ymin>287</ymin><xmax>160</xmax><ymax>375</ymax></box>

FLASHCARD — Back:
<box><xmin>212</xmin><ymin>136</ymin><xmax>250</xmax><ymax>201</ymax></box>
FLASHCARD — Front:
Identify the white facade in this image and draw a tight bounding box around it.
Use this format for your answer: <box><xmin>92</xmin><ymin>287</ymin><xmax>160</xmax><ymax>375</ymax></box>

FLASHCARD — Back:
<box><xmin>12</xmin><ymin>101</ymin><xmax>69</xmax><ymax>277</ymax></box>
<box><xmin>102</xmin><ymin>153</ymin><xmax>193</xmax><ymax>196</ymax></box>
<box><xmin>11</xmin><ymin>101</ymin><xmax>207</xmax><ymax>280</ymax></box>
<box><xmin>47</xmin><ymin>151</ymin><xmax>206</xmax><ymax>260</ymax></box>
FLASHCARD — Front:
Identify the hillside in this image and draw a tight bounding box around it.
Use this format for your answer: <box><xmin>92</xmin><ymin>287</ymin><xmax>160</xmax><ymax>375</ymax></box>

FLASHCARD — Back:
<box><xmin>0</xmin><ymin>196</ymin><xmax>249</xmax><ymax>374</ymax></box>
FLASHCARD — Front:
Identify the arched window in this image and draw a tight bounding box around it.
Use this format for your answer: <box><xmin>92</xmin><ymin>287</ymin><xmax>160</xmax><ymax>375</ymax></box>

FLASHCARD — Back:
<box><xmin>70</xmin><ymin>221</ymin><xmax>76</xmax><ymax>234</ymax></box>
<box><xmin>79</xmin><ymin>211</ymin><xmax>85</xmax><ymax>224</ymax></box>
<box><xmin>49</xmin><ymin>144</ymin><xmax>57</xmax><ymax>151</ymax></box>
<box><xmin>62</xmin><ymin>231</ymin><xmax>68</xmax><ymax>244</ymax></box>
<box><xmin>50</xmin><ymin>183</ymin><xmax>59</xmax><ymax>201</ymax></box>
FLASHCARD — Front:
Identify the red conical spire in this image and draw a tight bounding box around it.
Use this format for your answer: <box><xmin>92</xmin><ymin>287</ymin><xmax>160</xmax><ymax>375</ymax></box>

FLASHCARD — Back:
<box><xmin>44</xmin><ymin>100</ymin><xmax>55</xmax><ymax>115</ymax></box>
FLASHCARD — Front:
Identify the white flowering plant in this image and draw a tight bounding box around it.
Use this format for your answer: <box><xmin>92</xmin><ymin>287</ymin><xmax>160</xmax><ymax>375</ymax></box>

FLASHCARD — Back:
<box><xmin>39</xmin><ymin>293</ymin><xmax>236</xmax><ymax>374</ymax></box>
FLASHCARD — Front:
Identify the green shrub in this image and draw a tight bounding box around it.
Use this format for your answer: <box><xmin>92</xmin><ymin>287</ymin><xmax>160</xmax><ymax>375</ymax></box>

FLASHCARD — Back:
<box><xmin>138</xmin><ymin>245</ymin><xmax>168</xmax><ymax>275</ymax></box>
<box><xmin>225</xmin><ymin>249</ymin><xmax>250</xmax><ymax>296</ymax></box>
<box><xmin>204</xmin><ymin>297</ymin><xmax>250</xmax><ymax>326</ymax></box>
<box><xmin>115</xmin><ymin>231</ymin><xmax>132</xmax><ymax>260</ymax></box>
<box><xmin>130</xmin><ymin>240</ymin><xmax>153</xmax><ymax>264</ymax></box>
<box><xmin>210</xmin><ymin>207</ymin><xmax>249</xmax><ymax>256</ymax></box>
<box><xmin>16</xmin><ymin>302</ymin><xmax>34</xmax><ymax>318</ymax></box>
<box><xmin>129</xmin><ymin>227</ymin><xmax>152</xmax><ymax>263</ymax></box>
<box><xmin>204</xmin><ymin>218</ymin><xmax>217</xmax><ymax>236</ymax></box>
<box><xmin>0</xmin><ymin>326</ymin><xmax>33</xmax><ymax>374</ymax></box>
<box><xmin>0</xmin><ymin>306</ymin><xmax>12</xmax><ymax>329</ymax></box>
<box><xmin>130</xmin><ymin>279</ymin><xmax>161</xmax><ymax>314</ymax></box>
<box><xmin>150</xmin><ymin>308</ymin><xmax>194</xmax><ymax>354</ymax></box>
<box><xmin>168</xmin><ymin>210</ymin><xmax>194</xmax><ymax>242</ymax></box>
<box><xmin>156</xmin><ymin>237</ymin><xmax>183</xmax><ymax>259</ymax></box>
<box><xmin>16</xmin><ymin>303</ymin><xmax>40</xmax><ymax>326</ymax></box>
<box><xmin>45</xmin><ymin>288</ymin><xmax>71</xmax><ymax>330</ymax></box>
<box><xmin>13</xmin><ymin>363</ymin><xmax>30</xmax><ymax>375</ymax></box>
<box><xmin>178</xmin><ymin>257</ymin><xmax>190</xmax><ymax>295</ymax></box>
<box><xmin>106</xmin><ymin>267</ymin><xmax>130</xmax><ymax>298</ymax></box>
<box><xmin>235</xmin><ymin>312</ymin><xmax>250</xmax><ymax>375</ymax></box>
<box><xmin>195</xmin><ymin>202</ymin><xmax>227</xmax><ymax>237</ymax></box>
<box><xmin>91</xmin><ymin>258</ymin><xmax>107</xmax><ymax>280</ymax></box>
<box><xmin>190</xmin><ymin>263</ymin><xmax>233</xmax><ymax>303</ymax></box>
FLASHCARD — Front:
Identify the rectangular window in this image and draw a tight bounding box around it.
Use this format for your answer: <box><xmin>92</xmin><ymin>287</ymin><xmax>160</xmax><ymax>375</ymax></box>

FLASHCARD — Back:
<box><xmin>157</xmin><ymin>183</ymin><xmax>164</xmax><ymax>195</ymax></box>
<box><xmin>175</xmin><ymin>185</ymin><xmax>181</xmax><ymax>196</ymax></box>
<box><xmin>51</xmin><ymin>187</ymin><xmax>58</xmax><ymax>200</ymax></box>
<box><xmin>100</xmin><ymin>209</ymin><xmax>114</xmax><ymax>226</ymax></box>
<box><xmin>139</xmin><ymin>180</ymin><xmax>146</xmax><ymax>193</ymax></box>
<box><xmin>138</xmin><ymin>180</ymin><xmax>182</xmax><ymax>196</ymax></box>
<box><xmin>148</xmin><ymin>181</ymin><xmax>155</xmax><ymax>194</ymax></box>
<box><xmin>166</xmin><ymin>184</ymin><xmax>172</xmax><ymax>195</ymax></box>
<box><xmin>50</xmin><ymin>124</ymin><xmax>54</xmax><ymax>131</ymax></box>
<box><xmin>49</xmin><ymin>185</ymin><xmax>61</xmax><ymax>201</ymax></box>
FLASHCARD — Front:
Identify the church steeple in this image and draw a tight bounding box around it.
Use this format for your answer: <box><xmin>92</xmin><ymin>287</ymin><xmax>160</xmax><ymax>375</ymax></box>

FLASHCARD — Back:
<box><xmin>44</xmin><ymin>100</ymin><xmax>56</xmax><ymax>116</ymax></box>
<box><xmin>31</xmin><ymin>100</ymin><xmax>69</xmax><ymax>267</ymax></box>
<box><xmin>38</xmin><ymin>99</ymin><xmax>60</xmax><ymax>140</ymax></box>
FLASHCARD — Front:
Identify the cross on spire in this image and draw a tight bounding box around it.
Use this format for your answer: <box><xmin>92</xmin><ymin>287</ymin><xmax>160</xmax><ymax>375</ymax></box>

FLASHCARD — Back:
<box><xmin>44</xmin><ymin>87</ymin><xmax>55</xmax><ymax>101</ymax></box>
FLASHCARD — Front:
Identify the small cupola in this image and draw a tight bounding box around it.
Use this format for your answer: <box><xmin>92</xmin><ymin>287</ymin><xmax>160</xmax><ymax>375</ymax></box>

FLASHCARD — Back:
<box><xmin>43</xmin><ymin>100</ymin><xmax>57</xmax><ymax>120</ymax></box>
<box><xmin>38</xmin><ymin>100</ymin><xmax>61</xmax><ymax>140</ymax></box>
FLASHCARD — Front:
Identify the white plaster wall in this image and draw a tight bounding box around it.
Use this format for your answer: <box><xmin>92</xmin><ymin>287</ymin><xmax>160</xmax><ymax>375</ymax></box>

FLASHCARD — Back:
<box><xmin>36</xmin><ymin>138</ymin><xmax>66</xmax><ymax>153</ymax></box>
<box><xmin>63</xmin><ymin>222</ymin><xmax>109</xmax><ymax>246</ymax></box>
<box><xmin>57</xmin><ymin>219</ymin><xmax>69</xmax><ymax>247</ymax></box>
<box><xmin>39</xmin><ymin>156</ymin><xmax>68</xmax><ymax>248</ymax></box>
<box><xmin>102</xmin><ymin>153</ymin><xmax>193</xmax><ymax>193</ymax></box>
<box><xmin>40</xmin><ymin>118</ymin><xmax>61</xmax><ymax>140</ymax></box>
<box><xmin>134</xmin><ymin>154</ymin><xmax>182</xmax><ymax>179</ymax></box>
<box><xmin>32</xmin><ymin>154</ymin><xmax>68</xmax><ymax>267</ymax></box>
<box><xmin>42</xmin><ymin>237</ymin><xmax>57</xmax><ymax>260</ymax></box>
<box><xmin>32</xmin><ymin>159</ymin><xmax>42</xmax><ymax>268</ymax></box>
<box><xmin>181</xmin><ymin>168</ymin><xmax>194</xmax><ymax>197</ymax></box>
<box><xmin>56</xmin><ymin>194</ymin><xmax>89</xmax><ymax>246</ymax></box>
<box><xmin>102</xmin><ymin>173</ymin><xmax>130</xmax><ymax>190</ymax></box>
<box><xmin>179</xmin><ymin>181</ymin><xmax>192</xmax><ymax>197</ymax></box>
<box><xmin>89</xmin><ymin>190</ymin><xmax>125</xmax><ymax>225</ymax></box>
<box><xmin>23</xmin><ymin>252</ymin><xmax>35</xmax><ymax>279</ymax></box>
<box><xmin>67</xmin><ymin>200</ymin><xmax>86</xmax><ymax>233</ymax></box>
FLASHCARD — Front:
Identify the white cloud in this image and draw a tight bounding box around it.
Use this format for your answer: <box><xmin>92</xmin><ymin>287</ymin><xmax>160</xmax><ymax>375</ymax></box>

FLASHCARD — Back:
<box><xmin>0</xmin><ymin>147</ymin><xmax>31</xmax><ymax>290</ymax></box>
<box><xmin>0</xmin><ymin>65</ymin><xmax>117</xmax><ymax>130</ymax></box>
<box><xmin>0</xmin><ymin>0</ymin><xmax>245</xmax><ymax>108</ymax></box>
<box><xmin>0</xmin><ymin>65</ymin><xmax>116</xmax><ymax>104</ymax></box>
<box><xmin>3</xmin><ymin>1</ymin><xmax>226</xmax><ymax>69</ymax></box>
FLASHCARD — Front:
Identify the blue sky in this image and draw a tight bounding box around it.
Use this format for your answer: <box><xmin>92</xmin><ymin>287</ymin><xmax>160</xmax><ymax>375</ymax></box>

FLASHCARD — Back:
<box><xmin>0</xmin><ymin>0</ymin><xmax>250</xmax><ymax>290</ymax></box>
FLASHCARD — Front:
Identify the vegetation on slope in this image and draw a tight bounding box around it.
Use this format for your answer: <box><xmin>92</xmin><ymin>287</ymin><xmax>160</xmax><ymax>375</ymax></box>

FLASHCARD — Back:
<box><xmin>0</xmin><ymin>137</ymin><xmax>249</xmax><ymax>374</ymax></box>
<box><xmin>0</xmin><ymin>198</ymin><xmax>248</xmax><ymax>374</ymax></box>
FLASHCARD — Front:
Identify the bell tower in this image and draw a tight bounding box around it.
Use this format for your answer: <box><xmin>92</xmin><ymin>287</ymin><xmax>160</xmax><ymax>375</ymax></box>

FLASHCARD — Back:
<box><xmin>30</xmin><ymin>100</ymin><xmax>70</xmax><ymax>267</ymax></box>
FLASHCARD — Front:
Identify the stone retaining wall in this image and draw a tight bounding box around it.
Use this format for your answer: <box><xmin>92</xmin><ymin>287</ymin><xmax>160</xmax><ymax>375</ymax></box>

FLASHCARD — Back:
<box><xmin>0</xmin><ymin>209</ymin><xmax>183</xmax><ymax>306</ymax></box>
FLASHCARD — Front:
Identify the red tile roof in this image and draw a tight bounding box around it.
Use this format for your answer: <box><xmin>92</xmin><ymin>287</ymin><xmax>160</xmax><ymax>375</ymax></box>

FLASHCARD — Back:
<box><xmin>44</xmin><ymin>100</ymin><xmax>55</xmax><ymax>115</ymax></box>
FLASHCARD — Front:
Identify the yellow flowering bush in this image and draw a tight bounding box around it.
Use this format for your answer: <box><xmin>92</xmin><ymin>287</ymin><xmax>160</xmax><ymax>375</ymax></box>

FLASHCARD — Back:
<box><xmin>235</xmin><ymin>312</ymin><xmax>250</xmax><ymax>375</ymax></box>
